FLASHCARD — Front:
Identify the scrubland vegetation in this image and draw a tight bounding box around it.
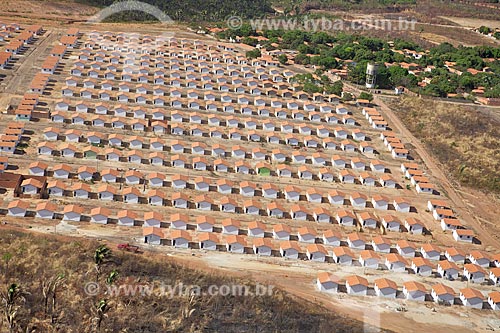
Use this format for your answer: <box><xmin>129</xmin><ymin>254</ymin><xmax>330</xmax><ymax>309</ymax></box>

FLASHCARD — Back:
<box><xmin>0</xmin><ymin>230</ymin><xmax>368</xmax><ymax>333</ymax></box>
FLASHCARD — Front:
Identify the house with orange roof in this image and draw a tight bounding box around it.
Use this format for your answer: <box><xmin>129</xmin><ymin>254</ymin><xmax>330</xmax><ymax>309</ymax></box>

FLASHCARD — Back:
<box><xmin>332</xmin><ymin>247</ymin><xmax>354</xmax><ymax>266</ymax></box>
<box><xmin>345</xmin><ymin>275</ymin><xmax>369</xmax><ymax>296</ymax></box>
<box><xmin>392</xmin><ymin>197</ymin><xmax>410</xmax><ymax>213</ymax></box>
<box><xmin>350</xmin><ymin>192</ymin><xmax>368</xmax><ymax>208</ymax></box>
<box><xmin>490</xmin><ymin>268</ymin><xmax>500</xmax><ymax>285</ymax></box>
<box><xmin>172</xmin><ymin>192</ymin><xmax>189</xmax><ymax>209</ymax></box>
<box><xmin>276</xmin><ymin>164</ymin><xmax>292</xmax><ymax>178</ymax></box>
<box><xmin>358</xmin><ymin>212</ymin><xmax>378</xmax><ymax>229</ymax></box>
<box><xmin>46</xmin><ymin>180</ymin><xmax>65</xmax><ymax>197</ymax></box>
<box><xmin>402</xmin><ymin>281</ymin><xmax>427</xmax><ymax>302</ymax></box>
<box><xmin>279</xmin><ymin>240</ymin><xmax>301</xmax><ymax>259</ymax></box>
<box><xmin>494</xmin><ymin>253</ymin><xmax>500</xmax><ymax>268</ymax></box>
<box><xmin>253</xmin><ymin>238</ymin><xmax>273</xmax><ymax>256</ymax></box>
<box><xmin>452</xmin><ymin>229</ymin><xmax>474</xmax><ymax>243</ymax></box>
<box><xmin>328</xmin><ymin>190</ymin><xmax>345</xmax><ymax>205</ymax></box>
<box><xmin>90</xmin><ymin>207</ymin><xmax>111</xmax><ymax>224</ymax></box>
<box><xmin>404</xmin><ymin>218</ymin><xmax>425</xmax><ymax>235</ymax></box>
<box><xmin>489</xmin><ymin>291</ymin><xmax>500</xmax><ymax>310</ymax></box>
<box><xmin>7</xmin><ymin>200</ymin><xmax>30</xmax><ymax>217</ymax></box>
<box><xmin>322</xmin><ymin>230</ymin><xmax>341</xmax><ymax>246</ymax></box>
<box><xmin>219</xmin><ymin>197</ymin><xmax>237</xmax><ymax>213</ymax></box>
<box><xmin>396</xmin><ymin>240</ymin><xmax>416</xmax><ymax>258</ymax></box>
<box><xmin>142</xmin><ymin>227</ymin><xmax>165</xmax><ymax>245</ymax></box>
<box><xmin>221</xmin><ymin>218</ymin><xmax>240</xmax><ymax>235</ymax></box>
<box><xmin>295</xmin><ymin>227</ymin><xmax>315</xmax><ymax>243</ymax></box>
<box><xmin>459</xmin><ymin>288</ymin><xmax>484</xmax><ymax>309</ymax></box>
<box><xmin>372</xmin><ymin>195</ymin><xmax>389</xmax><ymax>210</ymax></box>
<box><xmin>431</xmin><ymin>284</ymin><xmax>455</xmax><ymax>305</ymax></box>
<box><xmin>374</xmin><ymin>278</ymin><xmax>398</xmax><ymax>299</ymax></box>
<box><xmin>198</xmin><ymin>232</ymin><xmax>219</xmax><ymax>251</ymax></box>
<box><xmin>116</xmin><ymin>210</ymin><xmax>137</xmax><ymax>227</ymax></box>
<box><xmin>143</xmin><ymin>211</ymin><xmax>163</xmax><ymax>228</ymax></box>
<box><xmin>195</xmin><ymin>216</ymin><xmax>215</xmax><ymax>233</ymax></box>
<box><xmin>306</xmin><ymin>244</ymin><xmax>327</xmax><ymax>262</ymax></box>
<box><xmin>21</xmin><ymin>178</ymin><xmax>44</xmax><ymax>195</ymax></box>
<box><xmin>316</xmin><ymin>272</ymin><xmax>339</xmax><ymax>293</ymax></box>
<box><xmin>371</xmin><ymin>236</ymin><xmax>391</xmax><ymax>253</ymax></box>
<box><xmin>411</xmin><ymin>257</ymin><xmax>434</xmax><ymax>276</ymax></box>
<box><xmin>339</xmin><ymin>169</ymin><xmax>356</xmax><ymax>184</ymax></box>
<box><xmin>415</xmin><ymin>182</ymin><xmax>435</xmax><ymax>194</ymax></box>
<box><xmin>170</xmin><ymin>230</ymin><xmax>191</xmax><ymax>248</ymax></box>
<box><xmin>437</xmin><ymin>260</ymin><xmax>459</xmax><ymax>280</ymax></box>
<box><xmin>444</xmin><ymin>247</ymin><xmax>466</xmax><ymax>263</ymax></box>
<box><xmin>384</xmin><ymin>253</ymin><xmax>408</xmax><ymax>272</ymax></box>
<box><xmin>170</xmin><ymin>213</ymin><xmax>189</xmax><ymax>230</ymax></box>
<box><xmin>225</xmin><ymin>235</ymin><xmax>247</xmax><ymax>253</ymax></box>
<box><xmin>51</xmin><ymin>164</ymin><xmax>72</xmax><ymax>179</ymax></box>
<box><xmin>463</xmin><ymin>264</ymin><xmax>486</xmax><ymax>283</ymax></box>
<box><xmin>421</xmin><ymin>244</ymin><xmax>442</xmax><ymax>261</ymax></box>
<box><xmin>271</xmin><ymin>224</ymin><xmax>290</xmax><ymax>240</ymax></box>
<box><xmin>62</xmin><ymin>204</ymin><xmax>84</xmax><ymax>222</ymax></box>
<box><xmin>359</xmin><ymin>250</ymin><xmax>380</xmax><ymax>269</ymax></box>
<box><xmin>347</xmin><ymin>232</ymin><xmax>366</xmax><ymax>250</ymax></box>
<box><xmin>28</xmin><ymin>161</ymin><xmax>48</xmax><ymax>176</ymax></box>
<box><xmin>382</xmin><ymin>215</ymin><xmax>401</xmax><ymax>232</ymax></box>
<box><xmin>247</xmin><ymin>221</ymin><xmax>266</xmax><ymax>238</ymax></box>
<box><xmin>243</xmin><ymin>200</ymin><xmax>260</xmax><ymax>215</ymax></box>
<box><xmin>336</xmin><ymin>210</ymin><xmax>356</xmax><ymax>226</ymax></box>
<box><xmin>468</xmin><ymin>250</ymin><xmax>491</xmax><ymax>268</ymax></box>
<box><xmin>440</xmin><ymin>218</ymin><xmax>462</xmax><ymax>231</ymax></box>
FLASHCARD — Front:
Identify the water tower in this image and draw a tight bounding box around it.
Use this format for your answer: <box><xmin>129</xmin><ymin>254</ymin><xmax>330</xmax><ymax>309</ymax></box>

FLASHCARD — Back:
<box><xmin>365</xmin><ymin>63</ymin><xmax>379</xmax><ymax>89</ymax></box>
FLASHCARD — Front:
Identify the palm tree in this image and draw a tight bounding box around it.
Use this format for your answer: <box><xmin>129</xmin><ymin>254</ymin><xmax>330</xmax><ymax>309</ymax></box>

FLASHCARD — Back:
<box><xmin>41</xmin><ymin>273</ymin><xmax>65</xmax><ymax>321</ymax></box>
<box><xmin>1</xmin><ymin>283</ymin><xmax>29</xmax><ymax>333</ymax></box>
<box><xmin>94</xmin><ymin>245</ymin><xmax>111</xmax><ymax>282</ymax></box>
<box><xmin>105</xmin><ymin>270</ymin><xmax>119</xmax><ymax>286</ymax></box>
<box><xmin>93</xmin><ymin>299</ymin><xmax>110</xmax><ymax>333</ymax></box>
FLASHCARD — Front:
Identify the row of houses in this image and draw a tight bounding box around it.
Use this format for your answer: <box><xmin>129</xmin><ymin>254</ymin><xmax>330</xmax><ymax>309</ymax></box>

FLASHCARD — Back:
<box><xmin>0</xmin><ymin>122</ymin><xmax>26</xmax><ymax>154</ymax></box>
<box><xmin>317</xmin><ymin>272</ymin><xmax>500</xmax><ymax>310</ymax></box>
<box><xmin>145</xmin><ymin>226</ymin><xmax>500</xmax><ymax>287</ymax></box>
<box><xmin>59</xmin><ymin>84</ymin><xmax>349</xmax><ymax>119</ymax></box>
<box><xmin>35</xmin><ymin>144</ymin><xmax>399</xmax><ymax>202</ymax></box>
<box><xmin>61</xmin><ymin>73</ymin><xmax>346</xmax><ymax>113</ymax></box>
<box><xmin>52</xmin><ymin>102</ymin><xmax>366</xmax><ymax>145</ymax></box>
<box><xmin>40</xmin><ymin>127</ymin><xmax>383</xmax><ymax>174</ymax></box>
<box><xmin>47</xmin><ymin>118</ymin><xmax>374</xmax><ymax>161</ymax></box>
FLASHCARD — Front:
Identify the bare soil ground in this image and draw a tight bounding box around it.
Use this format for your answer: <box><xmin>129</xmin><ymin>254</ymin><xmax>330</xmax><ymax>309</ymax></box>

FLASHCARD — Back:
<box><xmin>1</xmin><ymin>2</ymin><xmax>500</xmax><ymax>332</ymax></box>
<box><xmin>440</xmin><ymin>16</ymin><xmax>500</xmax><ymax>30</ymax></box>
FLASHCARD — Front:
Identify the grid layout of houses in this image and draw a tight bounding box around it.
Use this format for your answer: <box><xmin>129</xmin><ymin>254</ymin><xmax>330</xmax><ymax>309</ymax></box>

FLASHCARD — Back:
<box><xmin>0</xmin><ymin>23</ymin><xmax>44</xmax><ymax>72</ymax></box>
<box><xmin>0</xmin><ymin>28</ymin><xmax>497</xmax><ymax>311</ymax></box>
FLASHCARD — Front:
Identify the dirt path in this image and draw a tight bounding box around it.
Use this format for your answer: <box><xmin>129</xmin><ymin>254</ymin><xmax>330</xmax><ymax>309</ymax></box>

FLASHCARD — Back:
<box><xmin>371</xmin><ymin>95</ymin><xmax>500</xmax><ymax>249</ymax></box>
<box><xmin>2</xmin><ymin>29</ymin><xmax>60</xmax><ymax>95</ymax></box>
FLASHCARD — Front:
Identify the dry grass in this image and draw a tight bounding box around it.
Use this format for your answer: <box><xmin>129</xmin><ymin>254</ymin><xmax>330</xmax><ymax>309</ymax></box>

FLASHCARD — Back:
<box><xmin>0</xmin><ymin>229</ymin><xmax>372</xmax><ymax>333</ymax></box>
<box><xmin>386</xmin><ymin>96</ymin><xmax>500</xmax><ymax>194</ymax></box>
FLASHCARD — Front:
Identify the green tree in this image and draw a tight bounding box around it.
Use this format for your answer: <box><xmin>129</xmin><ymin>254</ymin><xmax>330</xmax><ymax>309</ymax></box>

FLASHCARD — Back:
<box><xmin>358</xmin><ymin>92</ymin><xmax>373</xmax><ymax>101</ymax></box>
<box><xmin>278</xmin><ymin>54</ymin><xmax>288</xmax><ymax>65</ymax></box>
<box><xmin>1</xmin><ymin>283</ymin><xmax>28</xmax><ymax>333</ymax></box>
<box><xmin>245</xmin><ymin>48</ymin><xmax>261</xmax><ymax>59</ymax></box>
<box><xmin>94</xmin><ymin>245</ymin><xmax>112</xmax><ymax>282</ymax></box>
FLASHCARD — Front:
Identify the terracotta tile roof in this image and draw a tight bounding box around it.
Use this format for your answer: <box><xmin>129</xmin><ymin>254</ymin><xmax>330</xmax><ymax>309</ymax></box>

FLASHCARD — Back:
<box><xmin>374</xmin><ymin>278</ymin><xmax>398</xmax><ymax>290</ymax></box>
<box><xmin>460</xmin><ymin>288</ymin><xmax>484</xmax><ymax>300</ymax></box>
<box><xmin>346</xmin><ymin>275</ymin><xmax>368</xmax><ymax>287</ymax></box>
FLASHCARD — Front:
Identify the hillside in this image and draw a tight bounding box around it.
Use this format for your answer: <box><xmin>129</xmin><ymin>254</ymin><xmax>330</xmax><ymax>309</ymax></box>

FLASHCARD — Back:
<box><xmin>0</xmin><ymin>228</ymin><xmax>370</xmax><ymax>333</ymax></box>
<box><xmin>77</xmin><ymin>0</ymin><xmax>274</xmax><ymax>21</ymax></box>
<box><xmin>386</xmin><ymin>96</ymin><xmax>500</xmax><ymax>194</ymax></box>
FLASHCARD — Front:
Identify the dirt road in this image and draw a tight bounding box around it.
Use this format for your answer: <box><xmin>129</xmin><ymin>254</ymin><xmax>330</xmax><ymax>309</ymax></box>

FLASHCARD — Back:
<box><xmin>373</xmin><ymin>95</ymin><xmax>500</xmax><ymax>249</ymax></box>
<box><xmin>3</xmin><ymin>29</ymin><xmax>60</xmax><ymax>95</ymax></box>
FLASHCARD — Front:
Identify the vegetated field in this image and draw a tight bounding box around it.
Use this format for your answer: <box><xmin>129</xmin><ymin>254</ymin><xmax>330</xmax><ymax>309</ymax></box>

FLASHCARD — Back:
<box><xmin>386</xmin><ymin>96</ymin><xmax>500</xmax><ymax>195</ymax></box>
<box><xmin>0</xmin><ymin>228</ymin><xmax>368</xmax><ymax>333</ymax></box>
<box><xmin>440</xmin><ymin>16</ymin><xmax>500</xmax><ymax>29</ymax></box>
<box><xmin>413</xmin><ymin>23</ymin><xmax>499</xmax><ymax>47</ymax></box>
